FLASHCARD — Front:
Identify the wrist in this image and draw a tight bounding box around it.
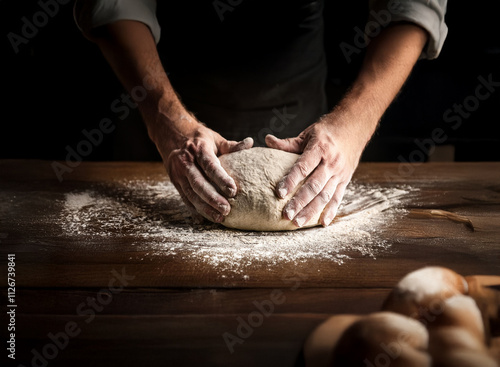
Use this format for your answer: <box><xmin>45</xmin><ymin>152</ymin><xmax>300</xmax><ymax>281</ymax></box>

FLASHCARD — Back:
<box><xmin>140</xmin><ymin>93</ymin><xmax>199</xmax><ymax>157</ymax></box>
<box><xmin>324</xmin><ymin>86</ymin><xmax>381</xmax><ymax>148</ymax></box>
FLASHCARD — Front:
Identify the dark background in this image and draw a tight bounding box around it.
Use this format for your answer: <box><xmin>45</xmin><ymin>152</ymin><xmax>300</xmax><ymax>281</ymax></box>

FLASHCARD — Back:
<box><xmin>1</xmin><ymin>0</ymin><xmax>499</xmax><ymax>163</ymax></box>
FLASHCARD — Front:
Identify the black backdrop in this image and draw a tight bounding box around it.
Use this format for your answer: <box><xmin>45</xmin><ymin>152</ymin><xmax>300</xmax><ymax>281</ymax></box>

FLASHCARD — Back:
<box><xmin>1</xmin><ymin>0</ymin><xmax>499</xmax><ymax>162</ymax></box>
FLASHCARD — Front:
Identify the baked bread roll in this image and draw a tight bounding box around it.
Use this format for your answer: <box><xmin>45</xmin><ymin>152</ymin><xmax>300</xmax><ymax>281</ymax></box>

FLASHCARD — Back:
<box><xmin>382</xmin><ymin>267</ymin><xmax>498</xmax><ymax>366</ymax></box>
<box><xmin>304</xmin><ymin>267</ymin><xmax>499</xmax><ymax>366</ymax></box>
<box><xmin>304</xmin><ymin>313</ymin><xmax>430</xmax><ymax>367</ymax></box>
<box><xmin>426</xmin><ymin>295</ymin><xmax>496</xmax><ymax>366</ymax></box>
<box><xmin>382</xmin><ymin>266</ymin><xmax>468</xmax><ymax>320</ymax></box>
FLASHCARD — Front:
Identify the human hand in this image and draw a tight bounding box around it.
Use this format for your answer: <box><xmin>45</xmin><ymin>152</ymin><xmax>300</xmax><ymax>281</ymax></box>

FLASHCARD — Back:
<box><xmin>156</xmin><ymin>118</ymin><xmax>253</xmax><ymax>223</ymax></box>
<box><xmin>265</xmin><ymin>115</ymin><xmax>369</xmax><ymax>227</ymax></box>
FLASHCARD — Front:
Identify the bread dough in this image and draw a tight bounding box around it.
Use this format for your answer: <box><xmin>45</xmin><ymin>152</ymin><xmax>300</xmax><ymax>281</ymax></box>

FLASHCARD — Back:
<box><xmin>218</xmin><ymin>147</ymin><xmax>321</xmax><ymax>231</ymax></box>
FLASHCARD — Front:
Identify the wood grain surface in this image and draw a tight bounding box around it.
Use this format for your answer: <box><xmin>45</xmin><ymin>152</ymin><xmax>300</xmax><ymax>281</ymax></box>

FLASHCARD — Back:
<box><xmin>1</xmin><ymin>160</ymin><xmax>499</xmax><ymax>367</ymax></box>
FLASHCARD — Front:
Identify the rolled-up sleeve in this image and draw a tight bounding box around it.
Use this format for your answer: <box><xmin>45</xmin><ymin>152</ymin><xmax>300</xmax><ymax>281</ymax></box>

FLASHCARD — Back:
<box><xmin>73</xmin><ymin>0</ymin><xmax>160</xmax><ymax>43</ymax></box>
<box><xmin>369</xmin><ymin>0</ymin><xmax>448</xmax><ymax>59</ymax></box>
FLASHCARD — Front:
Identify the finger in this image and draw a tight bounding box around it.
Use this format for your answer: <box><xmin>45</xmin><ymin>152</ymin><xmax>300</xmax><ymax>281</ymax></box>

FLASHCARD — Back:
<box><xmin>282</xmin><ymin>162</ymin><xmax>330</xmax><ymax>221</ymax></box>
<box><xmin>220</xmin><ymin>137</ymin><xmax>254</xmax><ymax>154</ymax></box>
<box><xmin>172</xmin><ymin>180</ymin><xmax>196</xmax><ymax>211</ymax></box>
<box><xmin>186</xmin><ymin>164</ymin><xmax>231</xmax><ymax>216</ymax></box>
<box><xmin>276</xmin><ymin>146</ymin><xmax>323</xmax><ymax>199</ymax></box>
<box><xmin>292</xmin><ymin>176</ymin><xmax>340</xmax><ymax>228</ymax></box>
<box><xmin>196</xmin><ymin>143</ymin><xmax>238</xmax><ymax>198</ymax></box>
<box><xmin>320</xmin><ymin>181</ymin><xmax>349</xmax><ymax>227</ymax></box>
<box><xmin>178</xmin><ymin>177</ymin><xmax>225</xmax><ymax>223</ymax></box>
<box><xmin>173</xmin><ymin>182</ymin><xmax>204</xmax><ymax>224</ymax></box>
<box><xmin>265</xmin><ymin>134</ymin><xmax>303</xmax><ymax>153</ymax></box>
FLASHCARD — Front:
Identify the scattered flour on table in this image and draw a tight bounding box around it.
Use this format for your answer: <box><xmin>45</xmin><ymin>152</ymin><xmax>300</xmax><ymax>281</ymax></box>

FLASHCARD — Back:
<box><xmin>60</xmin><ymin>180</ymin><xmax>416</xmax><ymax>274</ymax></box>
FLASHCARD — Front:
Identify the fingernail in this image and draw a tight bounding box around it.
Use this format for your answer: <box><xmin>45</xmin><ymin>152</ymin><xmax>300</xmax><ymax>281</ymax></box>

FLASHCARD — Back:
<box><xmin>227</xmin><ymin>187</ymin><xmax>237</xmax><ymax>197</ymax></box>
<box><xmin>220</xmin><ymin>204</ymin><xmax>231</xmax><ymax>216</ymax></box>
<box><xmin>213</xmin><ymin>213</ymin><xmax>224</xmax><ymax>223</ymax></box>
<box><xmin>278</xmin><ymin>188</ymin><xmax>288</xmax><ymax>199</ymax></box>
<box><xmin>266</xmin><ymin>134</ymin><xmax>276</xmax><ymax>141</ymax></box>
<box><xmin>277</xmin><ymin>182</ymin><xmax>288</xmax><ymax>198</ymax></box>
<box><xmin>243</xmin><ymin>137</ymin><xmax>253</xmax><ymax>145</ymax></box>
<box><xmin>285</xmin><ymin>208</ymin><xmax>295</xmax><ymax>220</ymax></box>
<box><xmin>294</xmin><ymin>216</ymin><xmax>306</xmax><ymax>228</ymax></box>
<box><xmin>323</xmin><ymin>208</ymin><xmax>338</xmax><ymax>227</ymax></box>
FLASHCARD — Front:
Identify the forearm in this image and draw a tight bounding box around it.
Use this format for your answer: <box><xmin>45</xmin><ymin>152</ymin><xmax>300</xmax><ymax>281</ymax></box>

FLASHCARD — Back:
<box><xmin>89</xmin><ymin>19</ymin><xmax>254</xmax><ymax>221</ymax></box>
<box><xmin>91</xmin><ymin>20</ymin><xmax>197</xmax><ymax>155</ymax></box>
<box><xmin>268</xmin><ymin>23</ymin><xmax>428</xmax><ymax>226</ymax></box>
<box><xmin>326</xmin><ymin>23</ymin><xmax>428</xmax><ymax>148</ymax></box>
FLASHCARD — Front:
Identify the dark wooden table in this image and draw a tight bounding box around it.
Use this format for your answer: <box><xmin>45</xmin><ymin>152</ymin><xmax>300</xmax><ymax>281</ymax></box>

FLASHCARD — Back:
<box><xmin>1</xmin><ymin>160</ymin><xmax>499</xmax><ymax>367</ymax></box>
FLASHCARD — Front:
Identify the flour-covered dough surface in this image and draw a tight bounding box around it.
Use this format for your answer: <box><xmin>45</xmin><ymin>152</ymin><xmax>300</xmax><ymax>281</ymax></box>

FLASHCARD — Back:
<box><xmin>218</xmin><ymin>147</ymin><xmax>321</xmax><ymax>231</ymax></box>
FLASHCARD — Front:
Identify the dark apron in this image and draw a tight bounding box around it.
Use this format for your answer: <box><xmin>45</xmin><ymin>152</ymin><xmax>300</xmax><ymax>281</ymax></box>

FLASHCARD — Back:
<box><xmin>157</xmin><ymin>0</ymin><xmax>327</xmax><ymax>146</ymax></box>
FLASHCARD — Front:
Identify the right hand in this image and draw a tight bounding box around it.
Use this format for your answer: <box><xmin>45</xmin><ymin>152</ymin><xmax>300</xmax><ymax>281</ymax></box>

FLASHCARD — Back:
<box><xmin>161</xmin><ymin>121</ymin><xmax>253</xmax><ymax>223</ymax></box>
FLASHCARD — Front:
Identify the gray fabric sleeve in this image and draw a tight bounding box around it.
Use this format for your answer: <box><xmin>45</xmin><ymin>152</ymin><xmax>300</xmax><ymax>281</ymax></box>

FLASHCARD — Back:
<box><xmin>73</xmin><ymin>0</ymin><xmax>160</xmax><ymax>44</ymax></box>
<box><xmin>368</xmin><ymin>0</ymin><xmax>448</xmax><ymax>59</ymax></box>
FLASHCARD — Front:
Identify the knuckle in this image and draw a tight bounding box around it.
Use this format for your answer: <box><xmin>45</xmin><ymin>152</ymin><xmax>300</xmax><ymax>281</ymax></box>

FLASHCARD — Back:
<box><xmin>304</xmin><ymin>178</ymin><xmax>323</xmax><ymax>195</ymax></box>
<box><xmin>333</xmin><ymin>185</ymin><xmax>347</xmax><ymax>201</ymax></box>
<box><xmin>316</xmin><ymin>142</ymin><xmax>329</xmax><ymax>155</ymax></box>
<box><xmin>329</xmin><ymin>196</ymin><xmax>341</xmax><ymax>207</ymax></box>
<box><xmin>289</xmin><ymin>197</ymin><xmax>306</xmax><ymax>211</ymax></box>
<box><xmin>190</xmin><ymin>176</ymin><xmax>206</xmax><ymax>191</ymax></box>
<box><xmin>204</xmin><ymin>192</ymin><xmax>220</xmax><ymax>207</ymax></box>
<box><xmin>325</xmin><ymin>157</ymin><xmax>341</xmax><ymax>171</ymax></box>
<box><xmin>285</xmin><ymin>176</ymin><xmax>299</xmax><ymax>191</ymax></box>
<box><xmin>318</xmin><ymin>190</ymin><xmax>332</xmax><ymax>204</ymax></box>
<box><xmin>203</xmin><ymin>159</ymin><xmax>219</xmax><ymax>174</ymax></box>
<box><xmin>295</xmin><ymin>161</ymin><xmax>310</xmax><ymax>178</ymax></box>
<box><xmin>183</xmin><ymin>141</ymin><xmax>197</xmax><ymax>153</ymax></box>
<box><xmin>328</xmin><ymin>194</ymin><xmax>341</xmax><ymax>208</ymax></box>
<box><xmin>194</xmin><ymin>142</ymin><xmax>206</xmax><ymax>161</ymax></box>
<box><xmin>170</xmin><ymin>149</ymin><xmax>194</xmax><ymax>167</ymax></box>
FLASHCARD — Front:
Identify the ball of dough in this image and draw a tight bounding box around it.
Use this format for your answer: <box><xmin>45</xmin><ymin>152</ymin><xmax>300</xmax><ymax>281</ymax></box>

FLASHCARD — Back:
<box><xmin>218</xmin><ymin>147</ymin><xmax>321</xmax><ymax>231</ymax></box>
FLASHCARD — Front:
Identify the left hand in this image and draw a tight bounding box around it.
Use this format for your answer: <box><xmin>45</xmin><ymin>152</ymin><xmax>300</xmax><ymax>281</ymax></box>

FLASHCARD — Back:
<box><xmin>265</xmin><ymin>115</ymin><xmax>368</xmax><ymax>227</ymax></box>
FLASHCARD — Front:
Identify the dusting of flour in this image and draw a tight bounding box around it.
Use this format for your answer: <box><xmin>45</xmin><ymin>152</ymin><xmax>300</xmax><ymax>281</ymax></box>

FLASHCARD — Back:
<box><xmin>60</xmin><ymin>180</ymin><xmax>415</xmax><ymax>273</ymax></box>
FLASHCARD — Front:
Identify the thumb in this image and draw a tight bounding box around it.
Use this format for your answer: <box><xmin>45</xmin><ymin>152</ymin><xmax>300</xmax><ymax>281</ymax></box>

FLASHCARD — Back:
<box><xmin>219</xmin><ymin>137</ymin><xmax>254</xmax><ymax>155</ymax></box>
<box><xmin>265</xmin><ymin>134</ymin><xmax>303</xmax><ymax>154</ymax></box>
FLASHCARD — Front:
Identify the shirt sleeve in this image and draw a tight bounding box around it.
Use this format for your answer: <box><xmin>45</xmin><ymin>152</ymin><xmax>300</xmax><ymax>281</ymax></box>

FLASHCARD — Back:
<box><xmin>73</xmin><ymin>0</ymin><xmax>160</xmax><ymax>44</ymax></box>
<box><xmin>368</xmin><ymin>0</ymin><xmax>448</xmax><ymax>59</ymax></box>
